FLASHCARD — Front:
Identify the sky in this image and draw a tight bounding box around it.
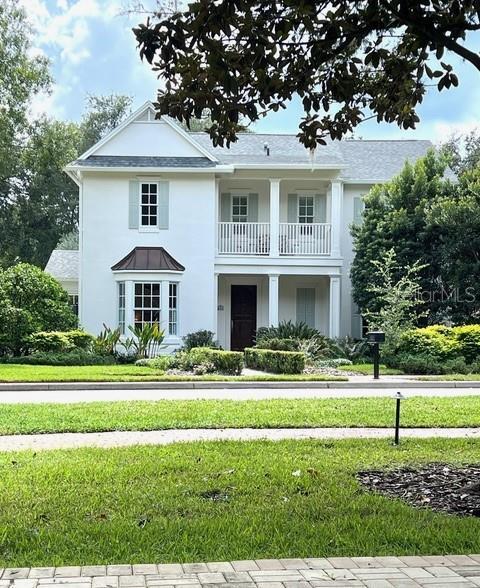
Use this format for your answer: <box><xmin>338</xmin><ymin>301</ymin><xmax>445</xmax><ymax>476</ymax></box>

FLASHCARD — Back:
<box><xmin>23</xmin><ymin>0</ymin><xmax>480</xmax><ymax>144</ymax></box>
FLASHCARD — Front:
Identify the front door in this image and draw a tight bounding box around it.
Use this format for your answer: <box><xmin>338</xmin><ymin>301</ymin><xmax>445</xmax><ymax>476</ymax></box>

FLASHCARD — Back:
<box><xmin>230</xmin><ymin>285</ymin><xmax>257</xmax><ymax>350</ymax></box>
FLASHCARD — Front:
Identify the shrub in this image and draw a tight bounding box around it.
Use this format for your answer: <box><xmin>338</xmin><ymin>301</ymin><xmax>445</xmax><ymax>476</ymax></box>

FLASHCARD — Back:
<box><xmin>27</xmin><ymin>331</ymin><xmax>73</xmax><ymax>353</ymax></box>
<box><xmin>137</xmin><ymin>355</ymin><xmax>174</xmax><ymax>371</ymax></box>
<box><xmin>188</xmin><ymin>347</ymin><xmax>243</xmax><ymax>375</ymax></box>
<box><xmin>244</xmin><ymin>348</ymin><xmax>305</xmax><ymax>374</ymax></box>
<box><xmin>27</xmin><ymin>329</ymin><xmax>94</xmax><ymax>353</ymax></box>
<box><xmin>65</xmin><ymin>329</ymin><xmax>94</xmax><ymax>350</ymax></box>
<box><xmin>94</xmin><ymin>325</ymin><xmax>121</xmax><ymax>356</ymax></box>
<box><xmin>316</xmin><ymin>358</ymin><xmax>353</xmax><ymax>368</ymax></box>
<box><xmin>0</xmin><ymin>263</ymin><xmax>77</xmax><ymax>356</ymax></box>
<box><xmin>8</xmin><ymin>350</ymin><xmax>116</xmax><ymax>366</ymax></box>
<box><xmin>296</xmin><ymin>335</ymin><xmax>332</xmax><ymax>362</ymax></box>
<box><xmin>452</xmin><ymin>325</ymin><xmax>480</xmax><ymax>364</ymax></box>
<box><xmin>256</xmin><ymin>320</ymin><xmax>319</xmax><ymax>342</ymax></box>
<box><xmin>394</xmin><ymin>352</ymin><xmax>470</xmax><ymax>375</ymax></box>
<box><xmin>396</xmin><ymin>326</ymin><xmax>462</xmax><ymax>362</ymax></box>
<box><xmin>123</xmin><ymin>324</ymin><xmax>165</xmax><ymax>358</ymax></box>
<box><xmin>182</xmin><ymin>330</ymin><xmax>218</xmax><ymax>351</ymax></box>
<box><xmin>330</xmin><ymin>336</ymin><xmax>370</xmax><ymax>362</ymax></box>
<box><xmin>255</xmin><ymin>337</ymin><xmax>299</xmax><ymax>351</ymax></box>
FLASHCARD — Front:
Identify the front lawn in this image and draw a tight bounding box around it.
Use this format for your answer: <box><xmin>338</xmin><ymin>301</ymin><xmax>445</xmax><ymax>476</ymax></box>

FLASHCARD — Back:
<box><xmin>0</xmin><ymin>364</ymin><xmax>345</xmax><ymax>382</ymax></box>
<box><xmin>338</xmin><ymin>363</ymin><xmax>404</xmax><ymax>375</ymax></box>
<box><xmin>1</xmin><ymin>396</ymin><xmax>480</xmax><ymax>435</ymax></box>
<box><xmin>1</xmin><ymin>439</ymin><xmax>480</xmax><ymax>566</ymax></box>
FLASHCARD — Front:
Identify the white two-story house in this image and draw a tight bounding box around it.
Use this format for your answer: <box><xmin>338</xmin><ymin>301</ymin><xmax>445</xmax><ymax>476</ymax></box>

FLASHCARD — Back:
<box><xmin>52</xmin><ymin>101</ymin><xmax>431</xmax><ymax>350</ymax></box>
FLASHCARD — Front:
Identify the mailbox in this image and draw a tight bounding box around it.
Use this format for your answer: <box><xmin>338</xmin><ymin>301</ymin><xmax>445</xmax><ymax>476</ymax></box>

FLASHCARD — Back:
<box><xmin>367</xmin><ymin>331</ymin><xmax>385</xmax><ymax>344</ymax></box>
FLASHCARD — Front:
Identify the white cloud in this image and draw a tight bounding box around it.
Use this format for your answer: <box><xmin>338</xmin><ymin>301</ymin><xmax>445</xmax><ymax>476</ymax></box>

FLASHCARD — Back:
<box><xmin>432</xmin><ymin>120</ymin><xmax>480</xmax><ymax>143</ymax></box>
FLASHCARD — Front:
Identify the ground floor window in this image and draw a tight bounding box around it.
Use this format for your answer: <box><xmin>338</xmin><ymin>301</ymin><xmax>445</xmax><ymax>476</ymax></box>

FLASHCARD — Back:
<box><xmin>168</xmin><ymin>282</ymin><xmax>178</xmax><ymax>335</ymax></box>
<box><xmin>134</xmin><ymin>282</ymin><xmax>161</xmax><ymax>329</ymax></box>
<box><xmin>118</xmin><ymin>282</ymin><xmax>126</xmax><ymax>333</ymax></box>
<box><xmin>69</xmin><ymin>295</ymin><xmax>79</xmax><ymax>316</ymax></box>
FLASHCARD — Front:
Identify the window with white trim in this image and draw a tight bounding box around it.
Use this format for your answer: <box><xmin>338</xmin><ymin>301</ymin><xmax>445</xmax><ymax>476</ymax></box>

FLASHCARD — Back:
<box><xmin>69</xmin><ymin>295</ymin><xmax>79</xmax><ymax>317</ymax></box>
<box><xmin>118</xmin><ymin>282</ymin><xmax>125</xmax><ymax>334</ymax></box>
<box><xmin>232</xmin><ymin>195</ymin><xmax>248</xmax><ymax>222</ymax></box>
<box><xmin>140</xmin><ymin>183</ymin><xmax>158</xmax><ymax>227</ymax></box>
<box><xmin>298</xmin><ymin>195</ymin><xmax>314</xmax><ymax>224</ymax></box>
<box><xmin>168</xmin><ymin>282</ymin><xmax>178</xmax><ymax>335</ymax></box>
<box><xmin>134</xmin><ymin>282</ymin><xmax>160</xmax><ymax>328</ymax></box>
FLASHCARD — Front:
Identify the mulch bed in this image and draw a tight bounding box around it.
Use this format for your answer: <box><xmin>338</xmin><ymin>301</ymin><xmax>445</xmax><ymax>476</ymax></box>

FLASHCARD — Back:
<box><xmin>357</xmin><ymin>463</ymin><xmax>480</xmax><ymax>517</ymax></box>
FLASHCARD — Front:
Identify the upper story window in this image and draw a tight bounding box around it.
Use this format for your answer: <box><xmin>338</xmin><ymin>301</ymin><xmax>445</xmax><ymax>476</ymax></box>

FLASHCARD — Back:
<box><xmin>232</xmin><ymin>195</ymin><xmax>248</xmax><ymax>223</ymax></box>
<box><xmin>140</xmin><ymin>183</ymin><xmax>158</xmax><ymax>227</ymax></box>
<box><xmin>298</xmin><ymin>195</ymin><xmax>314</xmax><ymax>224</ymax></box>
<box><xmin>134</xmin><ymin>282</ymin><xmax>160</xmax><ymax>328</ymax></box>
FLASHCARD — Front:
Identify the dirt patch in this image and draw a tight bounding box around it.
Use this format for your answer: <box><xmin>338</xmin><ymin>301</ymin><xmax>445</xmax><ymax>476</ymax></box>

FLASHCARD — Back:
<box><xmin>357</xmin><ymin>463</ymin><xmax>480</xmax><ymax>517</ymax></box>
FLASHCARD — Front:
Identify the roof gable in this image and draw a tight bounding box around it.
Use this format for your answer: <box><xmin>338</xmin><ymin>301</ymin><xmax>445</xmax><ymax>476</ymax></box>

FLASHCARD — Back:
<box><xmin>79</xmin><ymin>102</ymin><xmax>217</xmax><ymax>162</ymax></box>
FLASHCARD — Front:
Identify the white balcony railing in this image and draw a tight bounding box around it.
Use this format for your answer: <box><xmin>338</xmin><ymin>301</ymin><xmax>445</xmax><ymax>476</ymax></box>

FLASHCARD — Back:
<box><xmin>218</xmin><ymin>222</ymin><xmax>270</xmax><ymax>255</ymax></box>
<box><xmin>279</xmin><ymin>223</ymin><xmax>331</xmax><ymax>256</ymax></box>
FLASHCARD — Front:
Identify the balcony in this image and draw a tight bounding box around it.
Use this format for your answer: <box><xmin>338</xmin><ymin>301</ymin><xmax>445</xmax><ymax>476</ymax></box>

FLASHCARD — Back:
<box><xmin>217</xmin><ymin>222</ymin><xmax>332</xmax><ymax>256</ymax></box>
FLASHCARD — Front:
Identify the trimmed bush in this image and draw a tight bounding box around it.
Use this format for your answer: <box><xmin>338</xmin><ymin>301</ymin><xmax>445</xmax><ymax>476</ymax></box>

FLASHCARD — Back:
<box><xmin>316</xmin><ymin>358</ymin><xmax>353</xmax><ymax>368</ymax></box>
<box><xmin>244</xmin><ymin>348</ymin><xmax>305</xmax><ymax>374</ymax></box>
<box><xmin>255</xmin><ymin>337</ymin><xmax>299</xmax><ymax>351</ymax></box>
<box><xmin>188</xmin><ymin>347</ymin><xmax>243</xmax><ymax>375</ymax></box>
<box><xmin>27</xmin><ymin>331</ymin><xmax>73</xmax><ymax>353</ymax></box>
<box><xmin>8</xmin><ymin>350</ymin><xmax>116</xmax><ymax>366</ymax></box>
<box><xmin>137</xmin><ymin>355</ymin><xmax>174</xmax><ymax>371</ymax></box>
<box><xmin>452</xmin><ymin>325</ymin><xmax>480</xmax><ymax>364</ymax></box>
<box><xmin>27</xmin><ymin>330</ymin><xmax>94</xmax><ymax>353</ymax></box>
<box><xmin>395</xmin><ymin>353</ymin><xmax>469</xmax><ymax>375</ymax></box>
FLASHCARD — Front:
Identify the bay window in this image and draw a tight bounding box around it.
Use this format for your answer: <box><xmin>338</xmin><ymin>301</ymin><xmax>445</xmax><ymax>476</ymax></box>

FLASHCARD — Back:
<box><xmin>134</xmin><ymin>282</ymin><xmax>161</xmax><ymax>328</ymax></box>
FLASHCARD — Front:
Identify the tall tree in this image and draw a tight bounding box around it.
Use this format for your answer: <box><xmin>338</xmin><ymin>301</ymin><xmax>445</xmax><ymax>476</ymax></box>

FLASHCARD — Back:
<box><xmin>350</xmin><ymin>150</ymin><xmax>452</xmax><ymax>318</ymax></box>
<box><xmin>79</xmin><ymin>94</ymin><xmax>133</xmax><ymax>154</ymax></box>
<box><xmin>134</xmin><ymin>0</ymin><xmax>480</xmax><ymax>148</ymax></box>
<box><xmin>0</xmin><ymin>0</ymin><xmax>50</xmax><ymax>263</ymax></box>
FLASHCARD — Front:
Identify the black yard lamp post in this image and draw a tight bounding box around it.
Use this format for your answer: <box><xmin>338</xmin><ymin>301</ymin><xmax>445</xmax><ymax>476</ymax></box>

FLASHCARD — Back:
<box><xmin>367</xmin><ymin>331</ymin><xmax>385</xmax><ymax>379</ymax></box>
<box><xmin>392</xmin><ymin>391</ymin><xmax>405</xmax><ymax>445</ymax></box>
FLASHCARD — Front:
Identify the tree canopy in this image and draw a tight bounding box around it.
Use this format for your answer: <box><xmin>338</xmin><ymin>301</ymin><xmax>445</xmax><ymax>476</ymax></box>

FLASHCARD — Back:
<box><xmin>134</xmin><ymin>0</ymin><xmax>479</xmax><ymax>148</ymax></box>
<box><xmin>351</xmin><ymin>151</ymin><xmax>480</xmax><ymax>325</ymax></box>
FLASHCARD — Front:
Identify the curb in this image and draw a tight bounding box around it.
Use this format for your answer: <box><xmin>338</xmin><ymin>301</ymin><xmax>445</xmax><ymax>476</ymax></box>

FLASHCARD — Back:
<box><xmin>0</xmin><ymin>380</ymin><xmax>479</xmax><ymax>391</ymax></box>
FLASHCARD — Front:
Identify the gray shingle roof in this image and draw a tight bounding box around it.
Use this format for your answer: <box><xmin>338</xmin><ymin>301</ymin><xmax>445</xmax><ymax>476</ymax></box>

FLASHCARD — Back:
<box><xmin>45</xmin><ymin>249</ymin><xmax>78</xmax><ymax>281</ymax></box>
<box><xmin>73</xmin><ymin>155</ymin><xmax>216</xmax><ymax>168</ymax></box>
<box><xmin>190</xmin><ymin>133</ymin><xmax>433</xmax><ymax>179</ymax></box>
<box><xmin>190</xmin><ymin>132</ymin><xmax>345</xmax><ymax>166</ymax></box>
<box><xmin>337</xmin><ymin>139</ymin><xmax>433</xmax><ymax>181</ymax></box>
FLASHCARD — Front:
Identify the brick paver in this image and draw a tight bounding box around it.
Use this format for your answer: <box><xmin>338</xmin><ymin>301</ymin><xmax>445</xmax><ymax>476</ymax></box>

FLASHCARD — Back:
<box><xmin>3</xmin><ymin>558</ymin><xmax>480</xmax><ymax>588</ymax></box>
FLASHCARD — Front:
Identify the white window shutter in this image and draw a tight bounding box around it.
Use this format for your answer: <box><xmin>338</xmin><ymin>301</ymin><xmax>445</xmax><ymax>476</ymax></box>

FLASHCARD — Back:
<box><xmin>296</xmin><ymin>288</ymin><xmax>316</xmax><ymax>328</ymax></box>
<box><xmin>128</xmin><ymin>180</ymin><xmax>139</xmax><ymax>229</ymax></box>
<box><xmin>158</xmin><ymin>181</ymin><xmax>169</xmax><ymax>229</ymax></box>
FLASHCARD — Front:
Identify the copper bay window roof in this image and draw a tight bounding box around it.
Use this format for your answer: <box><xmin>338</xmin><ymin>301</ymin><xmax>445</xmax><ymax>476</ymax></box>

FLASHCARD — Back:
<box><xmin>111</xmin><ymin>247</ymin><xmax>185</xmax><ymax>272</ymax></box>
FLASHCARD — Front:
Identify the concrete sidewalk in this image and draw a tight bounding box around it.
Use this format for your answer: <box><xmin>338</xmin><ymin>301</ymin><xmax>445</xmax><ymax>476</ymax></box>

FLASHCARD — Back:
<box><xmin>1</xmin><ymin>426</ymin><xmax>479</xmax><ymax>452</ymax></box>
<box><xmin>3</xmin><ymin>555</ymin><xmax>480</xmax><ymax>588</ymax></box>
<box><xmin>0</xmin><ymin>385</ymin><xmax>478</xmax><ymax>404</ymax></box>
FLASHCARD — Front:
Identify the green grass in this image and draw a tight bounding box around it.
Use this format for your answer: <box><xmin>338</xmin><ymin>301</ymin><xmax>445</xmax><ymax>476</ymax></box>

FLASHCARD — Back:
<box><xmin>1</xmin><ymin>439</ymin><xmax>480</xmax><ymax>566</ymax></box>
<box><xmin>338</xmin><ymin>363</ymin><xmax>404</xmax><ymax>375</ymax></box>
<box><xmin>1</xmin><ymin>396</ymin><xmax>480</xmax><ymax>435</ymax></box>
<box><xmin>0</xmin><ymin>364</ymin><xmax>345</xmax><ymax>382</ymax></box>
<box><xmin>418</xmin><ymin>374</ymin><xmax>480</xmax><ymax>381</ymax></box>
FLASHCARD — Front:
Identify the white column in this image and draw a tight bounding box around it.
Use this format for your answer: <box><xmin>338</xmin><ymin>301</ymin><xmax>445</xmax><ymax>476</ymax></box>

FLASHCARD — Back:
<box><xmin>329</xmin><ymin>276</ymin><xmax>341</xmax><ymax>338</ymax></box>
<box><xmin>330</xmin><ymin>180</ymin><xmax>343</xmax><ymax>257</ymax></box>
<box><xmin>269</xmin><ymin>179</ymin><xmax>281</xmax><ymax>257</ymax></box>
<box><xmin>213</xmin><ymin>272</ymin><xmax>219</xmax><ymax>337</ymax></box>
<box><xmin>161</xmin><ymin>280</ymin><xmax>170</xmax><ymax>336</ymax></box>
<box><xmin>268</xmin><ymin>274</ymin><xmax>280</xmax><ymax>327</ymax></box>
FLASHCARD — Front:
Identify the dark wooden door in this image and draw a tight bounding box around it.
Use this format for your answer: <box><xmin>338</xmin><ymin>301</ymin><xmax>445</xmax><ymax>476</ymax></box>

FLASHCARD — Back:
<box><xmin>231</xmin><ymin>285</ymin><xmax>257</xmax><ymax>350</ymax></box>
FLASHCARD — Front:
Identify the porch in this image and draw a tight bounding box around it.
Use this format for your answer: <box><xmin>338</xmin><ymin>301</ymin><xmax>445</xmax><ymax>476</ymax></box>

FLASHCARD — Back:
<box><xmin>216</xmin><ymin>177</ymin><xmax>342</xmax><ymax>258</ymax></box>
<box><xmin>215</xmin><ymin>273</ymin><xmax>341</xmax><ymax>351</ymax></box>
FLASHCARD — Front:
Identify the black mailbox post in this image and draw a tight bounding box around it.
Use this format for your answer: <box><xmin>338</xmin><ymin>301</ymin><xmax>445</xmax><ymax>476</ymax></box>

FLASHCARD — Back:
<box><xmin>367</xmin><ymin>331</ymin><xmax>385</xmax><ymax>379</ymax></box>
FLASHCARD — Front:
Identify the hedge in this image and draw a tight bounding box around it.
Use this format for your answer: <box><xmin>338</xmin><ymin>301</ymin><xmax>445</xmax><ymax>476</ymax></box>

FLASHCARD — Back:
<box><xmin>27</xmin><ymin>330</ymin><xmax>94</xmax><ymax>353</ymax></box>
<box><xmin>452</xmin><ymin>325</ymin><xmax>480</xmax><ymax>364</ymax></box>
<box><xmin>188</xmin><ymin>347</ymin><xmax>243</xmax><ymax>375</ymax></box>
<box><xmin>244</xmin><ymin>348</ymin><xmax>305</xmax><ymax>374</ymax></box>
<box><xmin>255</xmin><ymin>337</ymin><xmax>299</xmax><ymax>351</ymax></box>
<box><xmin>8</xmin><ymin>350</ymin><xmax>116</xmax><ymax>366</ymax></box>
